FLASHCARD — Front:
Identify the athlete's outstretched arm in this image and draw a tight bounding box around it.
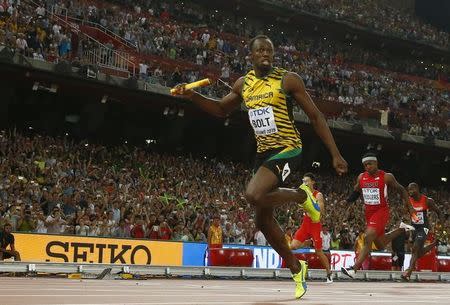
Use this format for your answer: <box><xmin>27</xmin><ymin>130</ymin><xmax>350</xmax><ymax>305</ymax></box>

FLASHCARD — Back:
<box><xmin>385</xmin><ymin>173</ymin><xmax>415</xmax><ymax>217</ymax></box>
<box><xmin>172</xmin><ymin>77</ymin><xmax>244</xmax><ymax>118</ymax></box>
<box><xmin>345</xmin><ymin>174</ymin><xmax>363</xmax><ymax>203</ymax></box>
<box><xmin>282</xmin><ymin>72</ymin><xmax>347</xmax><ymax>175</ymax></box>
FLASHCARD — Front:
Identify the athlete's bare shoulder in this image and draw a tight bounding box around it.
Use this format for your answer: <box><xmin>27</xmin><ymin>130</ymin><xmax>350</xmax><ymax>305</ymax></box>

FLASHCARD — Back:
<box><xmin>233</xmin><ymin>76</ymin><xmax>245</xmax><ymax>95</ymax></box>
<box><xmin>383</xmin><ymin>172</ymin><xmax>395</xmax><ymax>182</ymax></box>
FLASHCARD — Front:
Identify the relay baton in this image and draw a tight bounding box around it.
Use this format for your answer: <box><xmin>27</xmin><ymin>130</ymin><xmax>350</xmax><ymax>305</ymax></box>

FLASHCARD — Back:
<box><xmin>170</xmin><ymin>78</ymin><xmax>211</xmax><ymax>95</ymax></box>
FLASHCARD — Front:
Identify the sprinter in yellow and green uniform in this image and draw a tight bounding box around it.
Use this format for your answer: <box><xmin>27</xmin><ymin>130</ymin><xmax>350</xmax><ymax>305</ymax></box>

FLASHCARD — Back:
<box><xmin>172</xmin><ymin>35</ymin><xmax>348</xmax><ymax>299</ymax></box>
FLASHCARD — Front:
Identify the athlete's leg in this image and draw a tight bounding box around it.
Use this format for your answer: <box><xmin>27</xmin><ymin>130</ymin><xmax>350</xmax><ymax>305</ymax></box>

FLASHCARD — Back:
<box><xmin>374</xmin><ymin>228</ymin><xmax>405</xmax><ymax>250</ymax></box>
<box><xmin>290</xmin><ymin>239</ymin><xmax>308</xmax><ymax>250</ymax></box>
<box><xmin>404</xmin><ymin>237</ymin><xmax>424</xmax><ymax>278</ymax></box>
<box><xmin>404</xmin><ymin>232</ymin><xmax>436</xmax><ymax>278</ymax></box>
<box><xmin>420</xmin><ymin>240</ymin><xmax>436</xmax><ymax>256</ymax></box>
<box><xmin>316</xmin><ymin>249</ymin><xmax>331</xmax><ymax>274</ymax></box>
<box><xmin>309</xmin><ymin>223</ymin><xmax>331</xmax><ymax>275</ymax></box>
<box><xmin>255</xmin><ymin>206</ymin><xmax>300</xmax><ymax>273</ymax></box>
<box><xmin>290</xmin><ymin>222</ymin><xmax>310</xmax><ymax>250</ymax></box>
<box><xmin>245</xmin><ymin>167</ymin><xmax>302</xmax><ymax>274</ymax></box>
<box><xmin>245</xmin><ymin>170</ymin><xmax>307</xmax><ymax>209</ymax></box>
<box><xmin>353</xmin><ymin>227</ymin><xmax>377</xmax><ymax>270</ymax></box>
<box><xmin>370</xmin><ymin>207</ymin><xmax>394</xmax><ymax>250</ymax></box>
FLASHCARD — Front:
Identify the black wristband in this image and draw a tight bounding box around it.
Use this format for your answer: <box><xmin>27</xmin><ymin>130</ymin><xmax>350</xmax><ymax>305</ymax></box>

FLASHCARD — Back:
<box><xmin>346</xmin><ymin>190</ymin><xmax>361</xmax><ymax>203</ymax></box>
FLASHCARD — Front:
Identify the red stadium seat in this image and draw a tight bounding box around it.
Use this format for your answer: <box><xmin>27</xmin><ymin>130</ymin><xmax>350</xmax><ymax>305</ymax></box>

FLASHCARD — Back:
<box><xmin>208</xmin><ymin>248</ymin><xmax>253</xmax><ymax>267</ymax></box>
<box><xmin>280</xmin><ymin>253</ymin><xmax>307</xmax><ymax>268</ymax></box>
<box><xmin>281</xmin><ymin>252</ymin><xmax>330</xmax><ymax>269</ymax></box>
<box><xmin>228</xmin><ymin>249</ymin><xmax>253</xmax><ymax>267</ymax></box>
<box><xmin>304</xmin><ymin>252</ymin><xmax>331</xmax><ymax>269</ymax></box>
<box><xmin>369</xmin><ymin>254</ymin><xmax>392</xmax><ymax>270</ymax></box>
<box><xmin>437</xmin><ymin>258</ymin><xmax>450</xmax><ymax>272</ymax></box>
<box><xmin>208</xmin><ymin>248</ymin><xmax>228</xmax><ymax>267</ymax></box>
<box><xmin>294</xmin><ymin>253</ymin><xmax>309</xmax><ymax>262</ymax></box>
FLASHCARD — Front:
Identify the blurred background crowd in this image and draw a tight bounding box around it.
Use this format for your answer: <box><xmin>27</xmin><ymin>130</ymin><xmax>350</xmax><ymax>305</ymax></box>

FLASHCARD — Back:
<box><xmin>0</xmin><ymin>0</ymin><xmax>449</xmax><ymax>140</ymax></box>
<box><xmin>278</xmin><ymin>0</ymin><xmax>449</xmax><ymax>49</ymax></box>
<box><xmin>1</xmin><ymin>129</ymin><xmax>449</xmax><ymax>254</ymax></box>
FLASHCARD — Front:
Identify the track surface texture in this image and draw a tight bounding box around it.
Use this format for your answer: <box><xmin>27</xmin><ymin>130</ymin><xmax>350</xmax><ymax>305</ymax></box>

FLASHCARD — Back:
<box><xmin>0</xmin><ymin>277</ymin><xmax>449</xmax><ymax>305</ymax></box>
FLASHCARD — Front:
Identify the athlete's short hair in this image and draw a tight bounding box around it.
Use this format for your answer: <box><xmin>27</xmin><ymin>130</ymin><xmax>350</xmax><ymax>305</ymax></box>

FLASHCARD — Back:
<box><xmin>303</xmin><ymin>172</ymin><xmax>316</xmax><ymax>182</ymax></box>
<box><xmin>249</xmin><ymin>35</ymin><xmax>272</xmax><ymax>51</ymax></box>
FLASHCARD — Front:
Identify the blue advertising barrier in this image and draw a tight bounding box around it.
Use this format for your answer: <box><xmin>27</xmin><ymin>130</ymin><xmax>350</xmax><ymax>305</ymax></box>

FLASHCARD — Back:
<box><xmin>182</xmin><ymin>242</ymin><xmax>311</xmax><ymax>268</ymax></box>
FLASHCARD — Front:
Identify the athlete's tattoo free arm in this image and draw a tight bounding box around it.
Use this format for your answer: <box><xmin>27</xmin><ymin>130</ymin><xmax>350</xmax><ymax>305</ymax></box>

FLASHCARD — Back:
<box><xmin>173</xmin><ymin>77</ymin><xmax>244</xmax><ymax>118</ymax></box>
<box><xmin>426</xmin><ymin>197</ymin><xmax>444</xmax><ymax>222</ymax></box>
<box><xmin>385</xmin><ymin>173</ymin><xmax>415</xmax><ymax>217</ymax></box>
<box><xmin>316</xmin><ymin>192</ymin><xmax>325</xmax><ymax>220</ymax></box>
<box><xmin>342</xmin><ymin>174</ymin><xmax>362</xmax><ymax>205</ymax></box>
<box><xmin>283</xmin><ymin>72</ymin><xmax>348</xmax><ymax>174</ymax></box>
<box><xmin>353</xmin><ymin>174</ymin><xmax>363</xmax><ymax>192</ymax></box>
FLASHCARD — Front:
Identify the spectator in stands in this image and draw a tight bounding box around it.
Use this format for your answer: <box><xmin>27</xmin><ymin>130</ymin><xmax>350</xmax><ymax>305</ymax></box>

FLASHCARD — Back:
<box><xmin>0</xmin><ymin>223</ymin><xmax>21</xmax><ymax>261</ymax></box>
<box><xmin>193</xmin><ymin>227</ymin><xmax>207</xmax><ymax>242</ymax></box>
<box><xmin>159</xmin><ymin>221</ymin><xmax>172</xmax><ymax>240</ymax></box>
<box><xmin>45</xmin><ymin>206</ymin><xmax>66</xmax><ymax>234</ymax></box>
<box><xmin>223</xmin><ymin>222</ymin><xmax>235</xmax><ymax>244</ymax></box>
<box><xmin>180</xmin><ymin>227</ymin><xmax>194</xmax><ymax>242</ymax></box>
<box><xmin>321</xmin><ymin>224</ymin><xmax>331</xmax><ymax>252</ymax></box>
<box><xmin>207</xmin><ymin>215</ymin><xmax>223</xmax><ymax>247</ymax></box>
<box><xmin>75</xmin><ymin>219</ymin><xmax>90</xmax><ymax>236</ymax></box>
<box><xmin>17</xmin><ymin>207</ymin><xmax>36</xmax><ymax>232</ymax></box>
<box><xmin>113</xmin><ymin>219</ymin><xmax>130</xmax><ymax>238</ymax></box>
<box><xmin>15</xmin><ymin>33</ymin><xmax>27</xmax><ymax>54</ymax></box>
<box><xmin>254</xmin><ymin>229</ymin><xmax>267</xmax><ymax>246</ymax></box>
<box><xmin>139</xmin><ymin>62</ymin><xmax>149</xmax><ymax>81</ymax></box>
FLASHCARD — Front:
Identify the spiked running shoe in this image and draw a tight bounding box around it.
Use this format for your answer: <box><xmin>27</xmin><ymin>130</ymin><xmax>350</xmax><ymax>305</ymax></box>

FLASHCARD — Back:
<box><xmin>341</xmin><ymin>266</ymin><xmax>356</xmax><ymax>279</ymax></box>
<box><xmin>299</xmin><ymin>184</ymin><xmax>321</xmax><ymax>223</ymax></box>
<box><xmin>326</xmin><ymin>272</ymin><xmax>333</xmax><ymax>283</ymax></box>
<box><xmin>292</xmin><ymin>260</ymin><xmax>308</xmax><ymax>299</ymax></box>
<box><xmin>399</xmin><ymin>221</ymin><xmax>415</xmax><ymax>232</ymax></box>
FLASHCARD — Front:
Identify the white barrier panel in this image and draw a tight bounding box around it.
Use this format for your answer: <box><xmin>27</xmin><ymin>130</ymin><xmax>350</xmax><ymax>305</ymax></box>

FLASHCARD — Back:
<box><xmin>330</xmin><ymin>250</ymin><xmax>356</xmax><ymax>270</ymax></box>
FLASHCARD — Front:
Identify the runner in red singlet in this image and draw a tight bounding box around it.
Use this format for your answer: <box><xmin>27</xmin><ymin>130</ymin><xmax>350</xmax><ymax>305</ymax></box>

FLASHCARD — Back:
<box><xmin>401</xmin><ymin>182</ymin><xmax>442</xmax><ymax>281</ymax></box>
<box><xmin>341</xmin><ymin>153</ymin><xmax>417</xmax><ymax>278</ymax></box>
<box><xmin>290</xmin><ymin>173</ymin><xmax>333</xmax><ymax>283</ymax></box>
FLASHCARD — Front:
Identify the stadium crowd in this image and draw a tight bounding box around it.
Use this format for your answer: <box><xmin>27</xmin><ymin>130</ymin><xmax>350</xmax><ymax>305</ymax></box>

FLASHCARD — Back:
<box><xmin>1</xmin><ymin>130</ymin><xmax>449</xmax><ymax>254</ymax></box>
<box><xmin>0</xmin><ymin>0</ymin><xmax>449</xmax><ymax>140</ymax></box>
<box><xmin>276</xmin><ymin>0</ymin><xmax>449</xmax><ymax>49</ymax></box>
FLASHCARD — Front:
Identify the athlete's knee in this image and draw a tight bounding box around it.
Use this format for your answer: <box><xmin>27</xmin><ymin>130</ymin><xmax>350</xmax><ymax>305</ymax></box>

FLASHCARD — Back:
<box><xmin>244</xmin><ymin>189</ymin><xmax>265</xmax><ymax>206</ymax></box>
<box><xmin>364</xmin><ymin>231</ymin><xmax>377</xmax><ymax>245</ymax></box>
<box><xmin>412</xmin><ymin>242</ymin><xmax>421</xmax><ymax>253</ymax></box>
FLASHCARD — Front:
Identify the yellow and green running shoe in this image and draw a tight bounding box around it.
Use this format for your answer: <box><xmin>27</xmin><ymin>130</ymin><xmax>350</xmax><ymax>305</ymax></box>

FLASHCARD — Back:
<box><xmin>299</xmin><ymin>184</ymin><xmax>321</xmax><ymax>223</ymax></box>
<box><xmin>292</xmin><ymin>260</ymin><xmax>308</xmax><ymax>299</ymax></box>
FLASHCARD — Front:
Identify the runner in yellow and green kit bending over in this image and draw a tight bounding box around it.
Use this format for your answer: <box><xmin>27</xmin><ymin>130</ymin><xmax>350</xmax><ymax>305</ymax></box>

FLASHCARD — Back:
<box><xmin>172</xmin><ymin>35</ymin><xmax>348</xmax><ymax>299</ymax></box>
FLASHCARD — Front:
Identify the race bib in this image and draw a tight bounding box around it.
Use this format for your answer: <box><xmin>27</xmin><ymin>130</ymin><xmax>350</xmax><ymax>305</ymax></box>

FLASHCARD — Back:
<box><xmin>412</xmin><ymin>211</ymin><xmax>424</xmax><ymax>224</ymax></box>
<box><xmin>362</xmin><ymin>188</ymin><xmax>381</xmax><ymax>205</ymax></box>
<box><xmin>248</xmin><ymin>106</ymin><xmax>278</xmax><ymax>136</ymax></box>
